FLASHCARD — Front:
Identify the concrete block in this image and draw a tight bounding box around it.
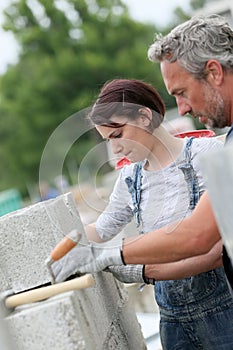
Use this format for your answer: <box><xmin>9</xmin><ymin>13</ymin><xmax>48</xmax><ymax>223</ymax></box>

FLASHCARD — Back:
<box><xmin>1</xmin><ymin>192</ymin><xmax>146</xmax><ymax>349</ymax></box>
<box><xmin>0</xmin><ymin>267</ymin><xmax>11</xmax><ymax>293</ymax></box>
<box><xmin>5</xmin><ymin>292</ymin><xmax>87</xmax><ymax>350</ymax></box>
<box><xmin>0</xmin><ymin>193</ymin><xmax>85</xmax><ymax>293</ymax></box>
<box><xmin>5</xmin><ymin>273</ymin><xmax>146</xmax><ymax>350</ymax></box>
<box><xmin>74</xmin><ymin>272</ymin><xmax>146</xmax><ymax>350</ymax></box>
<box><xmin>0</xmin><ymin>304</ymin><xmax>15</xmax><ymax>350</ymax></box>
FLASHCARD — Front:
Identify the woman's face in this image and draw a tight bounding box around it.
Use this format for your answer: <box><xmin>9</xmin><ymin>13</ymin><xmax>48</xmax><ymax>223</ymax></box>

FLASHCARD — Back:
<box><xmin>95</xmin><ymin>114</ymin><xmax>154</xmax><ymax>163</ymax></box>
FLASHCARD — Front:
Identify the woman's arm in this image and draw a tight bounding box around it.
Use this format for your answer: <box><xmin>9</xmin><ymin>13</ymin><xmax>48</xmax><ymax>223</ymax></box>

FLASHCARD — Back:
<box><xmin>144</xmin><ymin>239</ymin><xmax>223</xmax><ymax>280</ymax></box>
<box><xmin>85</xmin><ymin>223</ymin><xmax>104</xmax><ymax>243</ymax></box>
<box><xmin>123</xmin><ymin>191</ymin><xmax>221</xmax><ymax>264</ymax></box>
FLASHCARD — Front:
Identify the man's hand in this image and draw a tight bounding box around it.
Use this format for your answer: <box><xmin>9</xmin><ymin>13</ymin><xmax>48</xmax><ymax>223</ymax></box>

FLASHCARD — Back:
<box><xmin>105</xmin><ymin>265</ymin><xmax>155</xmax><ymax>285</ymax></box>
<box><xmin>50</xmin><ymin>240</ymin><xmax>124</xmax><ymax>283</ymax></box>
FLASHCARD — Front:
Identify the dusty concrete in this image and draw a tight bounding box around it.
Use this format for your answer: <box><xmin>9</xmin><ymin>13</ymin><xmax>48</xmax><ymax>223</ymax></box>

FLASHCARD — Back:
<box><xmin>5</xmin><ymin>292</ymin><xmax>87</xmax><ymax>350</ymax></box>
<box><xmin>0</xmin><ymin>304</ymin><xmax>15</xmax><ymax>350</ymax></box>
<box><xmin>0</xmin><ymin>193</ymin><xmax>85</xmax><ymax>293</ymax></box>
<box><xmin>5</xmin><ymin>274</ymin><xmax>146</xmax><ymax>350</ymax></box>
<box><xmin>1</xmin><ymin>192</ymin><xmax>146</xmax><ymax>349</ymax></box>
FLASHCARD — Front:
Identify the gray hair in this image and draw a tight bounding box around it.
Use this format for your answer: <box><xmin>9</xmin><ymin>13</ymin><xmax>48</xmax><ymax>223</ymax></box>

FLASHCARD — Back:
<box><xmin>148</xmin><ymin>14</ymin><xmax>233</xmax><ymax>79</ymax></box>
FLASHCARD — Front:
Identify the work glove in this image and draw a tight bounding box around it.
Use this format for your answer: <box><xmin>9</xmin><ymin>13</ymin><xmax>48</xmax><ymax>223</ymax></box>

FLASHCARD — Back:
<box><xmin>50</xmin><ymin>240</ymin><xmax>124</xmax><ymax>283</ymax></box>
<box><xmin>105</xmin><ymin>264</ymin><xmax>156</xmax><ymax>285</ymax></box>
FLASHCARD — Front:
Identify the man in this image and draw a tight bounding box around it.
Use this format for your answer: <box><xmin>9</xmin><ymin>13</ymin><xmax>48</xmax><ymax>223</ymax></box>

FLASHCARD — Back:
<box><xmin>146</xmin><ymin>13</ymin><xmax>233</xmax><ymax>288</ymax></box>
<box><xmin>50</xmin><ymin>15</ymin><xmax>233</xmax><ymax>284</ymax></box>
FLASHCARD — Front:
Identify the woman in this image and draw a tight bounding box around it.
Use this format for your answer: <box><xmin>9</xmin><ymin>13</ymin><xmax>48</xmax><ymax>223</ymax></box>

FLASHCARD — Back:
<box><xmin>53</xmin><ymin>79</ymin><xmax>233</xmax><ymax>349</ymax></box>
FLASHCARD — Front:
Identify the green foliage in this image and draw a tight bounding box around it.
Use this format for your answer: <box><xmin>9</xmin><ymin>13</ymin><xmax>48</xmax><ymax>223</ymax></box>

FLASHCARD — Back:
<box><xmin>190</xmin><ymin>0</ymin><xmax>205</xmax><ymax>10</ymax></box>
<box><xmin>0</xmin><ymin>0</ymin><xmax>178</xmax><ymax>195</ymax></box>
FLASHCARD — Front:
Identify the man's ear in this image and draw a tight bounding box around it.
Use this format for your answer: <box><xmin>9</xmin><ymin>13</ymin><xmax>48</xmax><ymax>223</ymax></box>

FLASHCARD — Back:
<box><xmin>138</xmin><ymin>107</ymin><xmax>152</xmax><ymax>127</ymax></box>
<box><xmin>206</xmin><ymin>59</ymin><xmax>224</xmax><ymax>86</ymax></box>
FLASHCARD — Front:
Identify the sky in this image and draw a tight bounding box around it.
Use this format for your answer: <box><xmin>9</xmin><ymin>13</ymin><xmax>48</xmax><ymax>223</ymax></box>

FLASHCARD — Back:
<box><xmin>0</xmin><ymin>0</ymin><xmax>190</xmax><ymax>74</ymax></box>
<box><xmin>122</xmin><ymin>0</ymin><xmax>190</xmax><ymax>26</ymax></box>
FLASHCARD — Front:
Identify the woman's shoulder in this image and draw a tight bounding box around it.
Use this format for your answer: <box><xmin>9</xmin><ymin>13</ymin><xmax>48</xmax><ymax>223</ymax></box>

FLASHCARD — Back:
<box><xmin>119</xmin><ymin>162</ymin><xmax>135</xmax><ymax>178</ymax></box>
<box><xmin>191</xmin><ymin>136</ymin><xmax>224</xmax><ymax>153</ymax></box>
<box><xmin>120</xmin><ymin>161</ymin><xmax>147</xmax><ymax>179</ymax></box>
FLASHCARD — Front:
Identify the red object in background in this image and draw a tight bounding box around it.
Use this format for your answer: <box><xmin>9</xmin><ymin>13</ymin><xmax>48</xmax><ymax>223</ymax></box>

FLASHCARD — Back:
<box><xmin>115</xmin><ymin>157</ymin><xmax>131</xmax><ymax>169</ymax></box>
<box><xmin>175</xmin><ymin>129</ymin><xmax>216</xmax><ymax>138</ymax></box>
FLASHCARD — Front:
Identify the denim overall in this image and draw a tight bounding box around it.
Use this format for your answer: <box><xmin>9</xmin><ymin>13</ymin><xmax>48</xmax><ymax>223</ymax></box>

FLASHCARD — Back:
<box><xmin>125</xmin><ymin>138</ymin><xmax>233</xmax><ymax>350</ymax></box>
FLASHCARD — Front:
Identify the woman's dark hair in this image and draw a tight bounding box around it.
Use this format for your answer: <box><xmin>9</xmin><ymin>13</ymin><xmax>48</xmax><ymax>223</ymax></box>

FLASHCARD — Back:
<box><xmin>88</xmin><ymin>79</ymin><xmax>165</xmax><ymax>130</ymax></box>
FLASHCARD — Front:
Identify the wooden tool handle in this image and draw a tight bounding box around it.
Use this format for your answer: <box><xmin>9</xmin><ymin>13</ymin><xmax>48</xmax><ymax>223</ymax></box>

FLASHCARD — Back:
<box><xmin>51</xmin><ymin>236</ymin><xmax>77</xmax><ymax>261</ymax></box>
<box><xmin>50</xmin><ymin>230</ymin><xmax>81</xmax><ymax>261</ymax></box>
<box><xmin>5</xmin><ymin>274</ymin><xmax>94</xmax><ymax>309</ymax></box>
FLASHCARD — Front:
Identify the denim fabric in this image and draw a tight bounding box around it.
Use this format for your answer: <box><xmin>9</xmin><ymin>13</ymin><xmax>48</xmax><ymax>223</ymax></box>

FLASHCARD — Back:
<box><xmin>160</xmin><ymin>291</ymin><xmax>233</xmax><ymax>350</ymax></box>
<box><xmin>125</xmin><ymin>160</ymin><xmax>144</xmax><ymax>232</ymax></box>
<box><xmin>155</xmin><ymin>265</ymin><xmax>233</xmax><ymax>348</ymax></box>
<box><xmin>178</xmin><ymin>137</ymin><xmax>199</xmax><ymax>209</ymax></box>
<box><xmin>125</xmin><ymin>137</ymin><xmax>233</xmax><ymax>349</ymax></box>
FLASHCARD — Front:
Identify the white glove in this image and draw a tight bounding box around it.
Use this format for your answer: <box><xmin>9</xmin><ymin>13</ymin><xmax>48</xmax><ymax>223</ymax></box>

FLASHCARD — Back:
<box><xmin>106</xmin><ymin>265</ymin><xmax>156</xmax><ymax>285</ymax></box>
<box><xmin>50</xmin><ymin>240</ymin><xmax>124</xmax><ymax>283</ymax></box>
<box><xmin>105</xmin><ymin>264</ymin><xmax>144</xmax><ymax>284</ymax></box>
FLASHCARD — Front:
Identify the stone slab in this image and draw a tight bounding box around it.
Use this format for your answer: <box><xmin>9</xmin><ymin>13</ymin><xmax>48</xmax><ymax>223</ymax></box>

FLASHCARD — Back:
<box><xmin>5</xmin><ymin>273</ymin><xmax>146</xmax><ymax>350</ymax></box>
<box><xmin>0</xmin><ymin>191</ymin><xmax>146</xmax><ymax>349</ymax></box>
<box><xmin>0</xmin><ymin>193</ymin><xmax>86</xmax><ymax>293</ymax></box>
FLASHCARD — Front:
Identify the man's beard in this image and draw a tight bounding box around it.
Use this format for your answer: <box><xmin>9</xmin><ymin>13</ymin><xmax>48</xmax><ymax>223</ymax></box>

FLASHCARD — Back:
<box><xmin>202</xmin><ymin>83</ymin><xmax>227</xmax><ymax>129</ymax></box>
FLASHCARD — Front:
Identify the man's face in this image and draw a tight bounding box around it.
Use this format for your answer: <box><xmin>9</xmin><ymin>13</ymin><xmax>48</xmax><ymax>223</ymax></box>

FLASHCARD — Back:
<box><xmin>161</xmin><ymin>60</ymin><xmax>228</xmax><ymax>128</ymax></box>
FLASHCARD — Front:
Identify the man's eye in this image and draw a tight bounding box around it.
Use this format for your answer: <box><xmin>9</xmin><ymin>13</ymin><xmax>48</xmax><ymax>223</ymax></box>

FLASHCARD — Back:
<box><xmin>177</xmin><ymin>91</ymin><xmax>184</xmax><ymax>97</ymax></box>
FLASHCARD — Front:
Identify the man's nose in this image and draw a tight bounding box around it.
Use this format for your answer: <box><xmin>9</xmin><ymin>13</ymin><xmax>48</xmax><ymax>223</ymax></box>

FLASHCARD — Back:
<box><xmin>176</xmin><ymin>98</ymin><xmax>191</xmax><ymax>116</ymax></box>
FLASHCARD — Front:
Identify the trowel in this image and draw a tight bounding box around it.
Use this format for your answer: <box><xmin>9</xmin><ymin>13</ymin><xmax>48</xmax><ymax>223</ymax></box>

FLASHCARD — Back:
<box><xmin>4</xmin><ymin>274</ymin><xmax>94</xmax><ymax>309</ymax></box>
<box><xmin>3</xmin><ymin>229</ymin><xmax>94</xmax><ymax>309</ymax></box>
<box><xmin>46</xmin><ymin>229</ymin><xmax>82</xmax><ymax>283</ymax></box>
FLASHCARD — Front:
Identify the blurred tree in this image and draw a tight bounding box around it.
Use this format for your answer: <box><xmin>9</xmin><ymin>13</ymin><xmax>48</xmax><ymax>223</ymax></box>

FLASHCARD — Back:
<box><xmin>190</xmin><ymin>0</ymin><xmax>205</xmax><ymax>10</ymax></box>
<box><xmin>0</xmin><ymin>0</ymin><xmax>188</xmax><ymax>194</ymax></box>
<box><xmin>0</xmin><ymin>0</ymin><xmax>172</xmax><ymax>194</ymax></box>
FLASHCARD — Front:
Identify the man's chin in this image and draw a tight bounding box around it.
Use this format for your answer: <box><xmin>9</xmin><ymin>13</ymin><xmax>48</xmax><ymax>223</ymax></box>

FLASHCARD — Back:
<box><xmin>206</xmin><ymin>120</ymin><xmax>215</xmax><ymax>128</ymax></box>
<box><xmin>199</xmin><ymin>116</ymin><xmax>207</xmax><ymax>124</ymax></box>
<box><xmin>199</xmin><ymin>116</ymin><xmax>214</xmax><ymax>128</ymax></box>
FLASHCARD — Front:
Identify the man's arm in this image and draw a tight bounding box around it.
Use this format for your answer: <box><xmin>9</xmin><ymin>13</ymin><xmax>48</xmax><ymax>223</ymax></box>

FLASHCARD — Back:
<box><xmin>86</xmin><ymin>211</ymin><xmax>222</xmax><ymax>283</ymax></box>
<box><xmin>49</xmin><ymin>192</ymin><xmax>223</xmax><ymax>283</ymax></box>
<box><xmin>123</xmin><ymin>191</ymin><xmax>221</xmax><ymax>264</ymax></box>
<box><xmin>144</xmin><ymin>239</ymin><xmax>223</xmax><ymax>281</ymax></box>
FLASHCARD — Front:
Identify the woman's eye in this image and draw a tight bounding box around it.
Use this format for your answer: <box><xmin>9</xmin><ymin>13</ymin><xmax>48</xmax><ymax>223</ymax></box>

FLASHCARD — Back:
<box><xmin>113</xmin><ymin>132</ymin><xmax>122</xmax><ymax>139</ymax></box>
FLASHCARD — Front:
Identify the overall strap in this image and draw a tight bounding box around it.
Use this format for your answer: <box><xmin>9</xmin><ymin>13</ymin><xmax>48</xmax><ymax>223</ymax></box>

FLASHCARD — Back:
<box><xmin>125</xmin><ymin>161</ymin><xmax>144</xmax><ymax>233</ymax></box>
<box><xmin>125</xmin><ymin>137</ymin><xmax>200</xmax><ymax>230</ymax></box>
<box><xmin>184</xmin><ymin>137</ymin><xmax>193</xmax><ymax>162</ymax></box>
<box><xmin>178</xmin><ymin>137</ymin><xmax>200</xmax><ymax>209</ymax></box>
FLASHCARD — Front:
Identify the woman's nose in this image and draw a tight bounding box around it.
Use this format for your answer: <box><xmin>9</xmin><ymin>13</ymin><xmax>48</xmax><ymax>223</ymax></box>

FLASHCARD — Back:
<box><xmin>110</xmin><ymin>139</ymin><xmax>123</xmax><ymax>154</ymax></box>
